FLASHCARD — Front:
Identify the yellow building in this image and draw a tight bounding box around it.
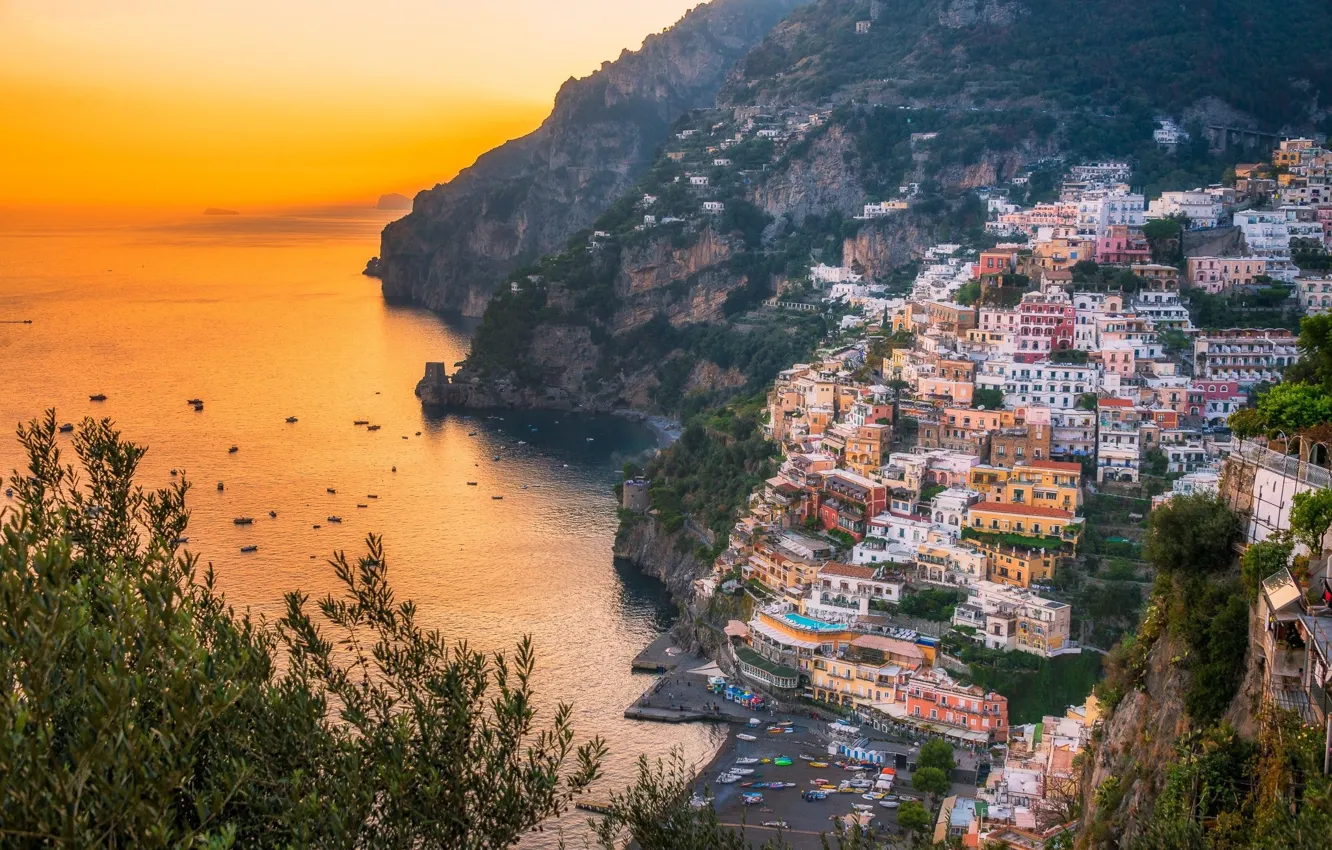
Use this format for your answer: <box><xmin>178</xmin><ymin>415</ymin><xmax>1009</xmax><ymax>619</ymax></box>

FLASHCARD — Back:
<box><xmin>973</xmin><ymin>540</ymin><xmax>1060</xmax><ymax>588</ymax></box>
<box><xmin>846</xmin><ymin>423</ymin><xmax>891</xmax><ymax>477</ymax></box>
<box><xmin>965</xmin><ymin>502</ymin><xmax>1082</xmax><ymax>547</ymax></box>
<box><xmin>809</xmin><ymin>634</ymin><xmax>925</xmax><ymax>709</ymax></box>
<box><xmin>969</xmin><ymin>460</ymin><xmax>1082</xmax><ymax>512</ymax></box>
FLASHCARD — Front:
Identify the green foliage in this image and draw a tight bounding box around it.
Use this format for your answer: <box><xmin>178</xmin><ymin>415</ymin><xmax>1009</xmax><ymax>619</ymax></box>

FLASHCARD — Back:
<box><xmin>911</xmin><ymin>766</ymin><xmax>951</xmax><ymax>798</ymax></box>
<box><xmin>0</xmin><ymin>414</ymin><xmax>605</xmax><ymax>848</ymax></box>
<box><xmin>896</xmin><ymin>800</ymin><xmax>930</xmax><ymax>836</ymax></box>
<box><xmin>467</xmin><ymin>280</ymin><xmax>550</xmax><ymax>385</ymax></box>
<box><xmin>1143</xmin><ymin>446</ymin><xmax>1168</xmax><ymax>477</ymax></box>
<box><xmin>897</xmin><ymin>588</ymin><xmax>964</xmax><ymax>622</ymax></box>
<box><xmin>917</xmin><ymin>739</ymin><xmax>956</xmax><ymax>774</ymax></box>
<box><xmin>1171</xmin><ymin>580</ymin><xmax>1250</xmax><ymax>724</ymax></box>
<box><xmin>1157</xmin><ymin>329</ymin><xmax>1190</xmax><ymax>357</ymax></box>
<box><xmin>955</xmin><ymin>648</ymin><xmax>1104</xmax><ymax>725</ymax></box>
<box><xmin>641</xmin><ymin>399</ymin><xmax>781</xmax><ymax>546</ymax></box>
<box><xmin>1144</xmin><ymin>494</ymin><xmax>1240</xmax><ymax>577</ymax></box>
<box><xmin>1256</xmin><ymin>382</ymin><xmax>1332</xmax><ymax>434</ymax></box>
<box><xmin>1185</xmin><ymin>289</ymin><xmax>1301</xmax><ymax>333</ymax></box>
<box><xmin>1241</xmin><ymin>539</ymin><xmax>1293</xmax><ymax>601</ymax></box>
<box><xmin>1049</xmin><ymin>349</ymin><xmax>1089</xmax><ymax>365</ymax></box>
<box><xmin>972</xmin><ymin>387</ymin><xmax>1005</xmax><ymax>410</ymax></box>
<box><xmin>1077</xmin><ymin>393</ymin><xmax>1099</xmax><ymax>411</ymax></box>
<box><xmin>1289</xmin><ymin>489</ymin><xmax>1332</xmax><ymax>557</ymax></box>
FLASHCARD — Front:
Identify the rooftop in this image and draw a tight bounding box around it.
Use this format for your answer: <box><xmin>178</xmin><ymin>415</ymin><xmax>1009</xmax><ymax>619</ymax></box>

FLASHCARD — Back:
<box><xmin>971</xmin><ymin>502</ymin><xmax>1075</xmax><ymax>520</ymax></box>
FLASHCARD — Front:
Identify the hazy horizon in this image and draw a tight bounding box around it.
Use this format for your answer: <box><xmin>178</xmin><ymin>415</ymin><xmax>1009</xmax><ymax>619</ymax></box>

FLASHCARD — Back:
<box><xmin>1</xmin><ymin>0</ymin><xmax>705</xmax><ymax>209</ymax></box>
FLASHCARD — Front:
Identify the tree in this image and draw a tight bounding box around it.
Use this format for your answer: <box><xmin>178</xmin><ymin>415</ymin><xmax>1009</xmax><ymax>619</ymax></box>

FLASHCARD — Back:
<box><xmin>917</xmin><ymin>739</ymin><xmax>956</xmax><ymax>774</ymax></box>
<box><xmin>1077</xmin><ymin>393</ymin><xmax>1099</xmax><ymax>411</ymax></box>
<box><xmin>1256</xmin><ymin>382</ymin><xmax>1332</xmax><ymax>435</ymax></box>
<box><xmin>912</xmin><ymin>766</ymin><xmax>951</xmax><ymax>801</ymax></box>
<box><xmin>1240</xmin><ymin>539</ymin><xmax>1293</xmax><ymax>600</ymax></box>
<box><xmin>1144</xmin><ymin>493</ymin><xmax>1240</xmax><ymax>577</ymax></box>
<box><xmin>972</xmin><ymin>387</ymin><xmax>1005</xmax><ymax>410</ymax></box>
<box><xmin>1158</xmin><ymin>328</ymin><xmax>1190</xmax><ymax>357</ymax></box>
<box><xmin>1228</xmin><ymin>407</ymin><xmax>1268</xmax><ymax>439</ymax></box>
<box><xmin>1290</xmin><ymin>489</ymin><xmax>1332</xmax><ymax>558</ymax></box>
<box><xmin>897</xmin><ymin>800</ymin><xmax>931</xmax><ymax>837</ymax></box>
<box><xmin>0</xmin><ymin>413</ymin><xmax>605</xmax><ymax>848</ymax></box>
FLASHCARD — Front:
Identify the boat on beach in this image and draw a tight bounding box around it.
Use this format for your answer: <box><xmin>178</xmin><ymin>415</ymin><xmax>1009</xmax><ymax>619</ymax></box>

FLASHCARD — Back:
<box><xmin>737</xmin><ymin>733</ymin><xmax>757</xmax><ymax>742</ymax></box>
<box><xmin>735</xmin><ymin>757</ymin><xmax>759</xmax><ymax>765</ymax></box>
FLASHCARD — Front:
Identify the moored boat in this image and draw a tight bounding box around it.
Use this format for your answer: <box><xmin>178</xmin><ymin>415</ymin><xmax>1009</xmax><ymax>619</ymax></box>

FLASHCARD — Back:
<box><xmin>58</xmin><ymin>423</ymin><xmax>74</xmax><ymax>433</ymax></box>
<box><xmin>327</xmin><ymin>516</ymin><xmax>342</xmax><ymax>523</ymax></box>
<box><xmin>286</xmin><ymin>416</ymin><xmax>298</xmax><ymax>423</ymax></box>
<box><xmin>737</xmin><ymin>733</ymin><xmax>757</xmax><ymax>742</ymax></box>
<box><xmin>353</xmin><ymin>420</ymin><xmax>369</xmax><ymax>425</ymax></box>
<box><xmin>89</xmin><ymin>394</ymin><xmax>107</xmax><ymax>402</ymax></box>
<box><xmin>366</xmin><ymin>425</ymin><xmax>381</xmax><ymax>431</ymax></box>
<box><xmin>228</xmin><ymin>445</ymin><xmax>239</xmax><ymax>453</ymax></box>
<box><xmin>233</xmin><ymin>517</ymin><xmax>253</xmax><ymax>525</ymax></box>
<box><xmin>240</xmin><ymin>545</ymin><xmax>258</xmax><ymax>553</ymax></box>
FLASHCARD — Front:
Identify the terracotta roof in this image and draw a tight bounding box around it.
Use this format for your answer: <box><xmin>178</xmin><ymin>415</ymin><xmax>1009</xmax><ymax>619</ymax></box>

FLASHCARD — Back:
<box><xmin>970</xmin><ymin>502</ymin><xmax>1075</xmax><ymax>519</ymax></box>
<box><xmin>1098</xmin><ymin>398</ymin><xmax>1133</xmax><ymax>408</ymax></box>
<box><xmin>850</xmin><ymin>634</ymin><xmax>925</xmax><ymax>661</ymax></box>
<box><xmin>820</xmin><ymin>562</ymin><xmax>877</xmax><ymax>580</ymax></box>
<box><xmin>1024</xmin><ymin>460</ymin><xmax>1082</xmax><ymax>473</ymax></box>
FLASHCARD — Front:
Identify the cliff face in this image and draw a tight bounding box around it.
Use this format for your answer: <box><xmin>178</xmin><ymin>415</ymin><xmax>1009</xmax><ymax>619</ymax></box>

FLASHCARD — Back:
<box><xmin>613</xmin><ymin>518</ymin><xmax>708</xmax><ymax>602</ymax></box>
<box><xmin>374</xmin><ymin>0</ymin><xmax>801</xmax><ymax>316</ymax></box>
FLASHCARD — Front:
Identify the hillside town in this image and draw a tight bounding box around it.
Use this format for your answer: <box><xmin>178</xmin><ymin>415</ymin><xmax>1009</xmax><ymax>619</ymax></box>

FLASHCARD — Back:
<box><xmin>624</xmin><ymin>134</ymin><xmax>1332</xmax><ymax>845</ymax></box>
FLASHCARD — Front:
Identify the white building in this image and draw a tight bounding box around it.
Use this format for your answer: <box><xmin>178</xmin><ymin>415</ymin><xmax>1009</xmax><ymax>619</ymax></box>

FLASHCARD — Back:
<box><xmin>1147</xmin><ymin>190</ymin><xmax>1221</xmax><ymax>228</ymax></box>
<box><xmin>1051</xmin><ymin>408</ymin><xmax>1096</xmax><ymax>461</ymax></box>
<box><xmin>861</xmin><ymin>201</ymin><xmax>909</xmax><ymax>219</ymax></box>
<box><xmin>1235</xmin><ymin>209</ymin><xmax>1292</xmax><ymax>258</ymax></box>
<box><xmin>811</xmin><ymin>263</ymin><xmax>864</xmax><ymax>285</ymax></box>
<box><xmin>689</xmin><ymin>175</ymin><xmax>710</xmax><ymax>187</ymax></box>
<box><xmin>951</xmin><ymin>580</ymin><xmax>1075</xmax><ymax>658</ymax></box>
<box><xmin>1076</xmin><ymin>189</ymin><xmax>1145</xmax><ymax>237</ymax></box>
<box><xmin>1154</xmin><ymin>119</ymin><xmax>1189</xmax><ymax>148</ymax></box>
<box><xmin>702</xmin><ymin>201</ymin><xmax>725</xmax><ymax>214</ymax></box>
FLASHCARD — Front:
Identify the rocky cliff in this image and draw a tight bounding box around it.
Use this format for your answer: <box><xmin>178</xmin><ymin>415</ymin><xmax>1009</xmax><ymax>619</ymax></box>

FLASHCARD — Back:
<box><xmin>373</xmin><ymin>0</ymin><xmax>801</xmax><ymax>316</ymax></box>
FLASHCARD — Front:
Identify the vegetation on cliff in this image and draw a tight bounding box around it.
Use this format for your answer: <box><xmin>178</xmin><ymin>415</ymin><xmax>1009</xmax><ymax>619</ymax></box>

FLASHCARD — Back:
<box><xmin>730</xmin><ymin>0</ymin><xmax>1332</xmax><ymax>132</ymax></box>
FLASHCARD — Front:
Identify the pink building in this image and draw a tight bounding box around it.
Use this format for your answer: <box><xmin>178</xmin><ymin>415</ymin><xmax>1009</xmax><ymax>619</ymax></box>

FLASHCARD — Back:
<box><xmin>1185</xmin><ymin>257</ymin><xmax>1268</xmax><ymax>294</ymax></box>
<box><xmin>1095</xmin><ymin>224</ymin><xmax>1151</xmax><ymax>265</ymax></box>
<box><xmin>1015</xmin><ymin>294</ymin><xmax>1075</xmax><ymax>363</ymax></box>
<box><xmin>917</xmin><ymin>377</ymin><xmax>975</xmax><ymax>407</ymax></box>
<box><xmin>1189</xmin><ymin>379</ymin><xmax>1246</xmax><ymax>422</ymax></box>
<box><xmin>1097</xmin><ymin>344</ymin><xmax>1135</xmax><ymax>377</ymax></box>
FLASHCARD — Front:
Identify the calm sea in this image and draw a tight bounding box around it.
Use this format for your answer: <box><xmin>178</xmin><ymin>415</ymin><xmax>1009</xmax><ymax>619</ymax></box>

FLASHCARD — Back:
<box><xmin>0</xmin><ymin>206</ymin><xmax>722</xmax><ymax>845</ymax></box>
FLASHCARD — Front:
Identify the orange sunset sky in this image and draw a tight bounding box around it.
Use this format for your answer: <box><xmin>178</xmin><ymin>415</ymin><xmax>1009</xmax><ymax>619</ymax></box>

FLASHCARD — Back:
<box><xmin>0</xmin><ymin>0</ymin><xmax>703</xmax><ymax>208</ymax></box>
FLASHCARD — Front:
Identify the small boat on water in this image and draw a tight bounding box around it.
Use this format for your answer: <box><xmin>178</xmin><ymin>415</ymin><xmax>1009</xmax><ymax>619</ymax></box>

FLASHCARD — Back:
<box><xmin>169</xmin><ymin>469</ymin><xmax>177</xmax><ymax>476</ymax></box>
<box><xmin>193</xmin><ymin>403</ymin><xmax>204</xmax><ymax>411</ymax></box>
<box><xmin>367</xmin><ymin>494</ymin><xmax>378</xmax><ymax>499</ymax></box>
<box><xmin>187</xmin><ymin>398</ymin><xmax>202</xmax><ymax>406</ymax></box>
<box><xmin>269</xmin><ymin>510</ymin><xmax>277</xmax><ymax>518</ymax></box>
<box><xmin>521</xmin><ymin>484</ymin><xmax>528</xmax><ymax>490</ymax></box>
<box><xmin>586</xmin><ymin>437</ymin><xmax>594</xmax><ymax>442</ymax></box>
<box><xmin>798</xmin><ymin>755</ymin><xmax>815</xmax><ymax>761</ymax></box>
<box><xmin>730</xmin><ymin>768</ymin><xmax>754</xmax><ymax>776</ymax></box>
<box><xmin>517</xmin><ymin>440</ymin><xmax>526</xmax><ymax>445</ymax></box>
<box><xmin>286</xmin><ymin>416</ymin><xmax>298</xmax><ymax>423</ymax></box>
<box><xmin>313</xmin><ymin>524</ymin><xmax>321</xmax><ymax>529</ymax></box>
<box><xmin>466</xmin><ymin>482</ymin><xmax>478</xmax><ymax>486</ymax></box>
<box><xmin>217</xmin><ymin>482</ymin><xmax>224</xmax><ymax>491</ymax></box>
<box><xmin>58</xmin><ymin>423</ymin><xmax>74</xmax><ymax>433</ymax></box>
<box><xmin>228</xmin><ymin>446</ymin><xmax>239</xmax><ymax>454</ymax></box>
<box><xmin>89</xmin><ymin>394</ymin><xmax>107</xmax><ymax>402</ymax></box>
<box><xmin>357</xmin><ymin>504</ymin><xmax>368</xmax><ymax>508</ymax></box>
<box><xmin>467</xmin><ymin>431</ymin><xmax>477</xmax><ymax>436</ymax></box>
<box><xmin>327</xmin><ymin>488</ymin><xmax>337</xmax><ymax>494</ymax></box>
<box><xmin>234</xmin><ymin>517</ymin><xmax>253</xmax><ymax>525</ymax></box>
<box><xmin>492</xmin><ymin>455</ymin><xmax>500</xmax><ymax>461</ymax></box>
<box><xmin>173</xmin><ymin>537</ymin><xmax>189</xmax><ymax>545</ymax></box>
<box><xmin>735</xmin><ymin>758</ymin><xmax>760</xmax><ymax>765</ymax></box>
<box><xmin>737</xmin><ymin>733</ymin><xmax>757</xmax><ymax>742</ymax></box>
<box><xmin>240</xmin><ymin>545</ymin><xmax>258</xmax><ymax>553</ymax></box>
<box><xmin>327</xmin><ymin>516</ymin><xmax>342</xmax><ymax>523</ymax></box>
<box><xmin>415</xmin><ymin>431</ymin><xmax>421</xmax><ymax>436</ymax></box>
<box><xmin>491</xmin><ymin>495</ymin><xmax>504</xmax><ymax>500</ymax></box>
<box><xmin>391</xmin><ymin>466</ymin><xmax>397</xmax><ymax>472</ymax></box>
<box><xmin>353</xmin><ymin>420</ymin><xmax>369</xmax><ymax>426</ymax></box>
<box><xmin>366</xmin><ymin>425</ymin><xmax>381</xmax><ymax>431</ymax></box>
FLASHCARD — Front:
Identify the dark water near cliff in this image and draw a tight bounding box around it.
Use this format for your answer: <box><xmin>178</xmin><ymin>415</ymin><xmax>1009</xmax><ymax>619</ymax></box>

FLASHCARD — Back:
<box><xmin>0</xmin><ymin>207</ymin><xmax>721</xmax><ymax>845</ymax></box>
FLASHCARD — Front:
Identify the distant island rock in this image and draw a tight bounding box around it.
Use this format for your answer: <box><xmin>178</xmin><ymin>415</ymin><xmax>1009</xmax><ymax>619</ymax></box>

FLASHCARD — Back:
<box><xmin>376</xmin><ymin>194</ymin><xmax>412</xmax><ymax>211</ymax></box>
<box><xmin>203</xmin><ymin>208</ymin><xmax>239</xmax><ymax>216</ymax></box>
<box><xmin>363</xmin><ymin>257</ymin><xmax>382</xmax><ymax>278</ymax></box>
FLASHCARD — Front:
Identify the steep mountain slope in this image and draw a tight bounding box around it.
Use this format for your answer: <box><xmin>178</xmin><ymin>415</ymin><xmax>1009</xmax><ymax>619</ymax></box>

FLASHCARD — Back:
<box><xmin>430</xmin><ymin>0</ymin><xmax>1332</xmax><ymax>416</ymax></box>
<box><xmin>727</xmin><ymin>0</ymin><xmax>1332</xmax><ymax>131</ymax></box>
<box><xmin>371</xmin><ymin>0</ymin><xmax>802</xmax><ymax>316</ymax></box>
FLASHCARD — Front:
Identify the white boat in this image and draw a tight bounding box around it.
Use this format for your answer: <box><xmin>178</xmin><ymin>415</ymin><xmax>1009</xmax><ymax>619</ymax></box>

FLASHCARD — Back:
<box><xmin>717</xmin><ymin>773</ymin><xmax>742</xmax><ymax>784</ymax></box>
<box><xmin>799</xmin><ymin>754</ymin><xmax>815</xmax><ymax>761</ymax></box>
<box><xmin>879</xmin><ymin>800</ymin><xmax>899</xmax><ymax>809</ymax></box>
<box><xmin>735</xmin><ymin>757</ymin><xmax>759</xmax><ymax>765</ymax></box>
<box><xmin>737</xmin><ymin>733</ymin><xmax>757</xmax><ymax>742</ymax></box>
<box><xmin>729</xmin><ymin>768</ymin><xmax>754</xmax><ymax>776</ymax></box>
